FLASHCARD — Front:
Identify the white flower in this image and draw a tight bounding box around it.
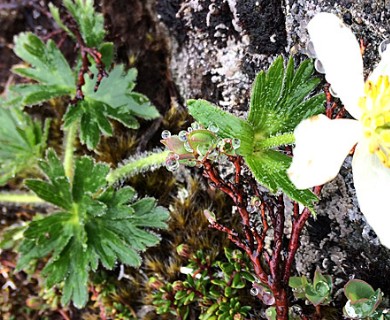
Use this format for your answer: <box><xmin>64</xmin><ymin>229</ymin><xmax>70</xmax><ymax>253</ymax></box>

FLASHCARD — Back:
<box><xmin>287</xmin><ymin>12</ymin><xmax>390</xmax><ymax>248</ymax></box>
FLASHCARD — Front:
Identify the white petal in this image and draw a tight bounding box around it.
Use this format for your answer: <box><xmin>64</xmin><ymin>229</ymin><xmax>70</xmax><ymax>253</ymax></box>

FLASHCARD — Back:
<box><xmin>352</xmin><ymin>139</ymin><xmax>390</xmax><ymax>248</ymax></box>
<box><xmin>308</xmin><ymin>13</ymin><xmax>364</xmax><ymax>119</ymax></box>
<box><xmin>288</xmin><ymin>115</ymin><xmax>361</xmax><ymax>189</ymax></box>
<box><xmin>369</xmin><ymin>47</ymin><xmax>390</xmax><ymax>82</ymax></box>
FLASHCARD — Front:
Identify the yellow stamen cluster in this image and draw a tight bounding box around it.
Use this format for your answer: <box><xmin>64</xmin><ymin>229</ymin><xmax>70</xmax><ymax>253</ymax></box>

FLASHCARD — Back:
<box><xmin>359</xmin><ymin>75</ymin><xmax>390</xmax><ymax>167</ymax></box>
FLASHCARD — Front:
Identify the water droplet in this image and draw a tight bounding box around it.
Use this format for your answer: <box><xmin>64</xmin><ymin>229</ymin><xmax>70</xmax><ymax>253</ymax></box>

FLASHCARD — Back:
<box><xmin>173</xmin><ymin>153</ymin><xmax>180</xmax><ymax>160</ymax></box>
<box><xmin>166</xmin><ymin>158</ymin><xmax>180</xmax><ymax>171</ymax></box>
<box><xmin>250</xmin><ymin>287</ymin><xmax>259</xmax><ymax>296</ymax></box>
<box><xmin>290</xmin><ymin>305</ymin><xmax>302</xmax><ymax>315</ymax></box>
<box><xmin>208</xmin><ymin>122</ymin><xmax>219</xmax><ymax>133</ymax></box>
<box><xmin>178</xmin><ymin>130</ymin><xmax>187</xmax><ymax>141</ymax></box>
<box><xmin>207</xmin><ymin>149</ymin><xmax>218</xmax><ymax>160</ymax></box>
<box><xmin>232</xmin><ymin>138</ymin><xmax>241</xmax><ymax>149</ymax></box>
<box><xmin>379</xmin><ymin>39</ymin><xmax>390</xmax><ymax>56</ymax></box>
<box><xmin>246</xmin><ymin>205</ymin><xmax>256</xmax><ymax>213</ymax></box>
<box><xmin>187</xmin><ymin>127</ymin><xmax>193</xmax><ymax>133</ymax></box>
<box><xmin>161</xmin><ymin>130</ymin><xmax>171</xmax><ymax>139</ymax></box>
<box><xmin>197</xmin><ymin>144</ymin><xmax>210</xmax><ymax>156</ymax></box>
<box><xmin>306</xmin><ymin>41</ymin><xmax>316</xmax><ymax>58</ymax></box>
<box><xmin>184</xmin><ymin>141</ymin><xmax>193</xmax><ymax>152</ymax></box>
<box><xmin>191</xmin><ymin>122</ymin><xmax>201</xmax><ymax>130</ymax></box>
<box><xmin>314</xmin><ymin>59</ymin><xmax>325</xmax><ymax>73</ymax></box>
<box><xmin>329</xmin><ymin>86</ymin><xmax>338</xmax><ymax>98</ymax></box>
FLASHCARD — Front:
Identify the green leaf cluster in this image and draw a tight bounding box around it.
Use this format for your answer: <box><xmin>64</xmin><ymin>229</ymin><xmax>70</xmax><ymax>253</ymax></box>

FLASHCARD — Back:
<box><xmin>187</xmin><ymin>57</ymin><xmax>324</xmax><ymax>210</ymax></box>
<box><xmin>0</xmin><ymin>104</ymin><xmax>49</xmax><ymax>185</ymax></box>
<box><xmin>152</xmin><ymin>247</ymin><xmax>253</xmax><ymax>320</ymax></box>
<box><xmin>7</xmin><ymin>3</ymin><xmax>159</xmax><ymax>151</ymax></box>
<box><xmin>289</xmin><ymin>269</ymin><xmax>332</xmax><ymax>306</ymax></box>
<box><xmin>17</xmin><ymin>150</ymin><xmax>169</xmax><ymax>308</ymax></box>
<box><xmin>49</xmin><ymin>0</ymin><xmax>105</xmax><ymax>47</ymax></box>
<box><xmin>343</xmin><ymin>279</ymin><xmax>388</xmax><ymax>319</ymax></box>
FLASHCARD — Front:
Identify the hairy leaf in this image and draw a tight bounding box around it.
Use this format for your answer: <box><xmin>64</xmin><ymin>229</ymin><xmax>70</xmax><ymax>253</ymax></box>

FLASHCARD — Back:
<box><xmin>248</xmin><ymin>57</ymin><xmax>324</xmax><ymax>137</ymax></box>
<box><xmin>19</xmin><ymin>150</ymin><xmax>169</xmax><ymax>308</ymax></box>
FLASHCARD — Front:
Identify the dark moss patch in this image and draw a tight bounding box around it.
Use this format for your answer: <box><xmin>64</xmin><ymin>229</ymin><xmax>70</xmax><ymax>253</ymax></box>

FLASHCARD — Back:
<box><xmin>156</xmin><ymin>0</ymin><xmax>188</xmax><ymax>45</ymax></box>
<box><xmin>236</xmin><ymin>0</ymin><xmax>287</xmax><ymax>54</ymax></box>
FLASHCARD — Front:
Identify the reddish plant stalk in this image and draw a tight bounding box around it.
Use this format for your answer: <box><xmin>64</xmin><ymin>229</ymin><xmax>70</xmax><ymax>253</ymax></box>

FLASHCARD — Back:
<box><xmin>202</xmin><ymin>157</ymin><xmax>322</xmax><ymax>320</ymax></box>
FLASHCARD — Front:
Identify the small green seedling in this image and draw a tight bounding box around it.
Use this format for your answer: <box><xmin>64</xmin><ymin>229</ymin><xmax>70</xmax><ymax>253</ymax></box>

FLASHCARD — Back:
<box><xmin>343</xmin><ymin>279</ymin><xmax>386</xmax><ymax>319</ymax></box>
<box><xmin>151</xmin><ymin>246</ymin><xmax>253</xmax><ymax>320</ymax></box>
<box><xmin>289</xmin><ymin>268</ymin><xmax>332</xmax><ymax>306</ymax></box>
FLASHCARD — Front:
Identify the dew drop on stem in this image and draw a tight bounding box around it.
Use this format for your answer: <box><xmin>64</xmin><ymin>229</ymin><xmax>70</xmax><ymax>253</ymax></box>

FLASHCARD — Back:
<box><xmin>166</xmin><ymin>158</ymin><xmax>180</xmax><ymax>171</ymax></box>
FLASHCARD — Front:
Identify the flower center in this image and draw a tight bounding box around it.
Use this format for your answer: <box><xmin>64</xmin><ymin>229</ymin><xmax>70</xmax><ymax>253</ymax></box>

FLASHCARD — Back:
<box><xmin>359</xmin><ymin>75</ymin><xmax>390</xmax><ymax>167</ymax></box>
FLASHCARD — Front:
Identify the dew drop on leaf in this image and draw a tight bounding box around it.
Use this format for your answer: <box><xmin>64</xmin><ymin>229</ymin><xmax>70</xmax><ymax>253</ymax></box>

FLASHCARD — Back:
<box><xmin>379</xmin><ymin>38</ymin><xmax>390</xmax><ymax>56</ymax></box>
<box><xmin>184</xmin><ymin>141</ymin><xmax>193</xmax><ymax>152</ymax></box>
<box><xmin>246</xmin><ymin>205</ymin><xmax>256</xmax><ymax>213</ymax></box>
<box><xmin>306</xmin><ymin>41</ymin><xmax>317</xmax><ymax>58</ymax></box>
<box><xmin>207</xmin><ymin>122</ymin><xmax>219</xmax><ymax>133</ymax></box>
<box><xmin>178</xmin><ymin>130</ymin><xmax>187</xmax><ymax>141</ymax></box>
<box><xmin>314</xmin><ymin>59</ymin><xmax>325</xmax><ymax>74</ymax></box>
<box><xmin>329</xmin><ymin>86</ymin><xmax>338</xmax><ymax>98</ymax></box>
<box><xmin>250</xmin><ymin>287</ymin><xmax>259</xmax><ymax>296</ymax></box>
<box><xmin>187</xmin><ymin>127</ymin><xmax>193</xmax><ymax>133</ymax></box>
<box><xmin>191</xmin><ymin>122</ymin><xmax>201</xmax><ymax>130</ymax></box>
<box><xmin>232</xmin><ymin>138</ymin><xmax>241</xmax><ymax>149</ymax></box>
<box><xmin>161</xmin><ymin>130</ymin><xmax>171</xmax><ymax>139</ymax></box>
<box><xmin>207</xmin><ymin>149</ymin><xmax>218</xmax><ymax>160</ymax></box>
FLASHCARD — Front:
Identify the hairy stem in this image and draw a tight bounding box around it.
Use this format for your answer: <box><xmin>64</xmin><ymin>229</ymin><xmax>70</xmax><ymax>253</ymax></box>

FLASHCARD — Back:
<box><xmin>254</xmin><ymin>133</ymin><xmax>295</xmax><ymax>150</ymax></box>
<box><xmin>0</xmin><ymin>193</ymin><xmax>44</xmax><ymax>204</ymax></box>
<box><xmin>63</xmin><ymin>121</ymin><xmax>78</xmax><ymax>182</ymax></box>
<box><xmin>106</xmin><ymin>150</ymin><xmax>170</xmax><ymax>186</ymax></box>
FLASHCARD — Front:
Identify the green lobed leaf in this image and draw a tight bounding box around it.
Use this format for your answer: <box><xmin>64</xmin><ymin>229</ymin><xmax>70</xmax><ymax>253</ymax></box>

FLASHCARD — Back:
<box><xmin>248</xmin><ymin>57</ymin><xmax>324</xmax><ymax>139</ymax></box>
<box><xmin>187</xmin><ymin>99</ymin><xmax>254</xmax><ymax>156</ymax></box>
<box><xmin>245</xmin><ymin>150</ymin><xmax>317</xmax><ymax>210</ymax></box>
<box><xmin>0</xmin><ymin>106</ymin><xmax>47</xmax><ymax>185</ymax></box>
<box><xmin>12</xmin><ymin>32</ymin><xmax>75</xmax><ymax>104</ymax></box>
<box><xmin>64</xmin><ymin>65</ymin><xmax>159</xmax><ymax>149</ymax></box>
<box><xmin>19</xmin><ymin>151</ymin><xmax>169</xmax><ymax>308</ymax></box>
<box><xmin>72</xmin><ymin>156</ymin><xmax>110</xmax><ymax>202</ymax></box>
